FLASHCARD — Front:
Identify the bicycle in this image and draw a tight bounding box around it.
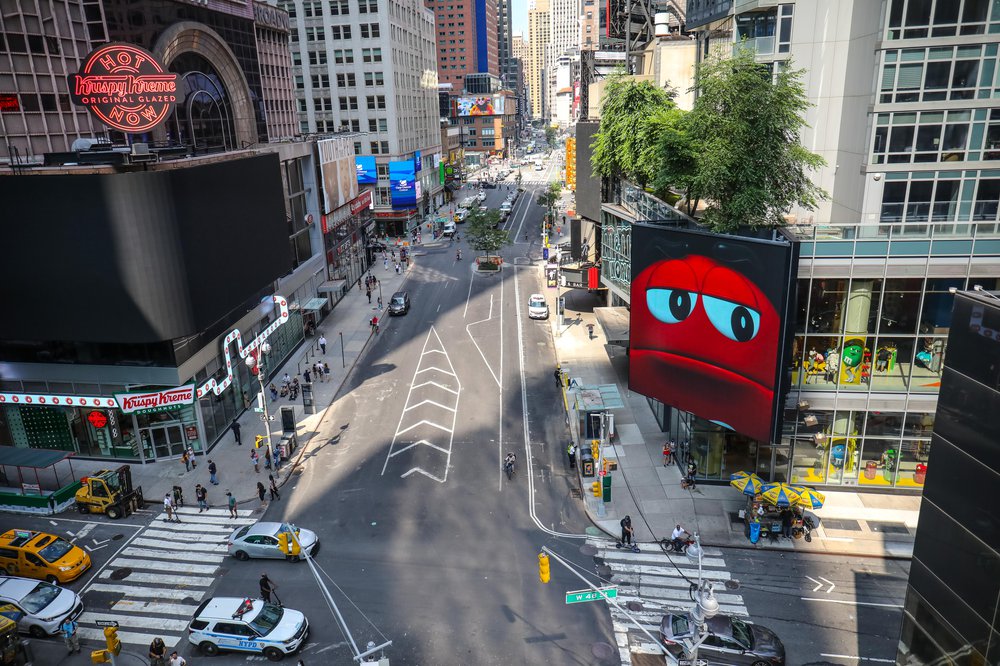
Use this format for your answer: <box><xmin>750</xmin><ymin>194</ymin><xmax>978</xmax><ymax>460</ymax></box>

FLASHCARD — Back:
<box><xmin>503</xmin><ymin>455</ymin><xmax>517</xmax><ymax>480</ymax></box>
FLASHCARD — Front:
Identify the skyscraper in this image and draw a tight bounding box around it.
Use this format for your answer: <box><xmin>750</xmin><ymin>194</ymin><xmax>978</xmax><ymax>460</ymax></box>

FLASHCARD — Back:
<box><xmin>547</xmin><ymin>0</ymin><xmax>579</xmax><ymax>112</ymax></box>
<box><xmin>527</xmin><ymin>0</ymin><xmax>551</xmax><ymax>120</ymax></box>
<box><xmin>426</xmin><ymin>0</ymin><xmax>499</xmax><ymax>88</ymax></box>
<box><xmin>497</xmin><ymin>0</ymin><xmax>516</xmax><ymax>91</ymax></box>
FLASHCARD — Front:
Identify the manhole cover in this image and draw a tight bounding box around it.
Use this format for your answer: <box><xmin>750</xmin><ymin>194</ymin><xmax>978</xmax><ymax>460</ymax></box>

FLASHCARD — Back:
<box><xmin>111</xmin><ymin>534</ymin><xmax>125</xmax><ymax>541</ymax></box>
<box><xmin>626</xmin><ymin>601</ymin><xmax>644</xmax><ymax>612</ymax></box>
<box><xmin>109</xmin><ymin>568</ymin><xmax>131</xmax><ymax>580</ymax></box>
<box><xmin>725</xmin><ymin>579</ymin><xmax>741</xmax><ymax>590</ymax></box>
<box><xmin>591</xmin><ymin>642</ymin><xmax>618</xmax><ymax>661</ymax></box>
<box><xmin>579</xmin><ymin>544</ymin><xmax>597</xmax><ymax>557</ymax></box>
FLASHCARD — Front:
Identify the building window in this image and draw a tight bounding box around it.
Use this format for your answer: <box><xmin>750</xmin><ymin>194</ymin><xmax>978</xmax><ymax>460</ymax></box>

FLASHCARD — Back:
<box><xmin>871</xmin><ymin>108</ymin><xmax>1000</xmax><ymax>164</ymax></box>
<box><xmin>877</xmin><ymin>170</ymin><xmax>1000</xmax><ymax>227</ymax></box>
<box><xmin>336</xmin><ymin>73</ymin><xmax>357</xmax><ymax>87</ymax></box>
<box><xmin>307</xmin><ymin>27</ymin><xmax>325</xmax><ymax>41</ymax></box>
<box><xmin>329</xmin><ymin>0</ymin><xmax>350</xmax><ymax>15</ymax></box>
<box><xmin>339</xmin><ymin>96</ymin><xmax>358</xmax><ymax>110</ymax></box>
<box><xmin>885</xmin><ymin>0</ymin><xmax>998</xmax><ymax>40</ymax></box>
<box><xmin>364</xmin><ymin>72</ymin><xmax>384</xmax><ymax>86</ymax></box>
<box><xmin>354</xmin><ymin>141</ymin><xmax>363</xmax><ymax>155</ymax></box>
<box><xmin>311</xmin><ymin>74</ymin><xmax>330</xmax><ymax>88</ymax></box>
<box><xmin>375</xmin><ymin>186</ymin><xmax>392</xmax><ymax>206</ymax></box>
<box><xmin>362</xmin><ymin>48</ymin><xmax>383</xmax><ymax>63</ymax></box>
<box><xmin>359</xmin><ymin>0</ymin><xmax>378</xmax><ymax>13</ymax></box>
<box><xmin>778</xmin><ymin>4</ymin><xmax>793</xmax><ymax>53</ymax></box>
<box><xmin>330</xmin><ymin>25</ymin><xmax>353</xmax><ymax>39</ymax></box>
<box><xmin>309</xmin><ymin>51</ymin><xmax>328</xmax><ymax>65</ymax></box>
<box><xmin>360</xmin><ymin>23</ymin><xmax>381</xmax><ymax>38</ymax></box>
<box><xmin>377</xmin><ymin>164</ymin><xmax>389</xmax><ymax>177</ymax></box>
<box><xmin>879</xmin><ymin>45</ymin><xmax>997</xmax><ymax>104</ymax></box>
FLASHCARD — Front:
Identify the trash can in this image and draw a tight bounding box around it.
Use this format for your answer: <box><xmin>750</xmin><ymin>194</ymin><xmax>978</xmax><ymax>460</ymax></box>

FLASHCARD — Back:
<box><xmin>865</xmin><ymin>460</ymin><xmax>878</xmax><ymax>480</ymax></box>
<box><xmin>914</xmin><ymin>463</ymin><xmax>927</xmax><ymax>485</ymax></box>
<box><xmin>580</xmin><ymin>449</ymin><xmax>595</xmax><ymax>477</ymax></box>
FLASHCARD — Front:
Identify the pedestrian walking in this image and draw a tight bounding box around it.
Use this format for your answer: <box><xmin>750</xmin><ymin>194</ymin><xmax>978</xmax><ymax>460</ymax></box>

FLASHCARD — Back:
<box><xmin>264</xmin><ymin>446</ymin><xmax>272</xmax><ymax>470</ymax></box>
<box><xmin>377</xmin><ymin>296</ymin><xmax>383</xmax><ymax>310</ymax></box>
<box><xmin>323</xmin><ymin>362</ymin><xmax>331</xmax><ymax>381</ymax></box>
<box><xmin>566</xmin><ymin>442</ymin><xmax>577</xmax><ymax>469</ymax></box>
<box><xmin>169</xmin><ymin>651</ymin><xmax>187</xmax><ymax>666</ymax></box>
<box><xmin>232</xmin><ymin>420</ymin><xmax>242</xmax><ymax>446</ymax></box>
<box><xmin>395</xmin><ymin>262</ymin><xmax>401</xmax><ymax>274</ymax></box>
<box><xmin>384</xmin><ymin>257</ymin><xmax>388</xmax><ymax>270</ymax></box>
<box><xmin>186</xmin><ymin>445</ymin><xmax>197</xmax><ymax>469</ymax></box>
<box><xmin>315</xmin><ymin>361</ymin><xmax>325</xmax><ymax>382</ymax></box>
<box><xmin>195</xmin><ymin>484</ymin><xmax>208</xmax><ymax>512</ymax></box>
<box><xmin>260</xmin><ymin>573</ymin><xmax>280</xmax><ymax>605</ymax></box>
<box><xmin>275</xmin><ymin>443</ymin><xmax>285</xmax><ymax>471</ymax></box>
<box><xmin>163</xmin><ymin>493</ymin><xmax>180</xmax><ymax>522</ymax></box>
<box><xmin>553</xmin><ymin>366</ymin><xmax>562</xmax><ymax>388</ymax></box>
<box><xmin>269</xmin><ymin>474</ymin><xmax>280</xmax><ymax>500</ymax></box>
<box><xmin>319</xmin><ymin>335</ymin><xmax>327</xmax><ymax>354</ymax></box>
<box><xmin>366</xmin><ymin>288</ymin><xmax>372</xmax><ymax>303</ymax></box>
<box><xmin>61</xmin><ymin>617</ymin><xmax>80</xmax><ymax>654</ymax></box>
<box><xmin>270</xmin><ymin>383</ymin><xmax>278</xmax><ymax>401</ymax></box>
<box><xmin>226</xmin><ymin>491</ymin><xmax>238</xmax><ymax>518</ymax></box>
<box><xmin>357</xmin><ymin>277</ymin><xmax>362</xmax><ymax>291</ymax></box>
<box><xmin>662</xmin><ymin>441</ymin><xmax>672</xmax><ymax>466</ymax></box>
<box><xmin>251</xmin><ymin>448</ymin><xmax>260</xmax><ymax>473</ymax></box>
<box><xmin>208</xmin><ymin>459</ymin><xmax>219</xmax><ymax>485</ymax></box>
<box><xmin>181</xmin><ymin>449</ymin><xmax>191</xmax><ymax>472</ymax></box>
<box><xmin>149</xmin><ymin>637</ymin><xmax>168</xmax><ymax>666</ymax></box>
<box><xmin>257</xmin><ymin>481</ymin><xmax>267</xmax><ymax>505</ymax></box>
<box><xmin>303</xmin><ymin>368</ymin><xmax>312</xmax><ymax>383</ymax></box>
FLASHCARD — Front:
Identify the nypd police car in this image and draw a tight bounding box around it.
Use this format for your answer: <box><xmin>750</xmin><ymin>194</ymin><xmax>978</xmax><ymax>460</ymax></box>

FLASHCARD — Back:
<box><xmin>188</xmin><ymin>597</ymin><xmax>308</xmax><ymax>661</ymax></box>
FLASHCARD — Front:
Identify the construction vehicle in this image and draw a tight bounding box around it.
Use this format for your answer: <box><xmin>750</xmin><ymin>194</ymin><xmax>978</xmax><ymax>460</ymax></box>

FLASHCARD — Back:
<box><xmin>75</xmin><ymin>465</ymin><xmax>144</xmax><ymax>519</ymax></box>
<box><xmin>0</xmin><ymin>605</ymin><xmax>30</xmax><ymax>665</ymax></box>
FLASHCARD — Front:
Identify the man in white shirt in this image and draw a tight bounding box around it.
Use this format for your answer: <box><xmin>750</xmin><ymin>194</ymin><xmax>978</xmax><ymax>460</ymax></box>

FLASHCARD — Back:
<box><xmin>671</xmin><ymin>524</ymin><xmax>689</xmax><ymax>552</ymax></box>
<box><xmin>169</xmin><ymin>651</ymin><xmax>186</xmax><ymax>666</ymax></box>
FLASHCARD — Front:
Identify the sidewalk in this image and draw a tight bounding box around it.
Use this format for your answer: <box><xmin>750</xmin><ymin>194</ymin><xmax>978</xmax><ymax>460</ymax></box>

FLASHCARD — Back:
<box><xmin>552</xmin><ymin>289</ymin><xmax>918</xmax><ymax>560</ymax></box>
<box><xmin>72</xmin><ymin>241</ymin><xmax>426</xmax><ymax>507</ymax></box>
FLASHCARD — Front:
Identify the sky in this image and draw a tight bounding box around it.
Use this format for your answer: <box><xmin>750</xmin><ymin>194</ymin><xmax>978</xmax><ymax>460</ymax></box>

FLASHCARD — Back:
<box><xmin>512</xmin><ymin>0</ymin><xmax>528</xmax><ymax>38</ymax></box>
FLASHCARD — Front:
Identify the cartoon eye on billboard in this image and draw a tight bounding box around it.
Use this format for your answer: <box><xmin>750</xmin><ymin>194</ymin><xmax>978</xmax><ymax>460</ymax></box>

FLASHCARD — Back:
<box><xmin>629</xmin><ymin>225</ymin><xmax>798</xmax><ymax>443</ymax></box>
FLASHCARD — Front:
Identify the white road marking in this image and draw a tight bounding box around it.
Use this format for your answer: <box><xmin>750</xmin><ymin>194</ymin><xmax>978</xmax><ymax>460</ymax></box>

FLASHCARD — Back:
<box><xmin>87</xmin><ymin>583</ymin><xmax>209</xmax><ymax>598</ymax></box>
<box><xmin>802</xmin><ymin>597</ymin><xmax>902</xmax><ymax>608</ymax></box>
<box><xmin>402</xmin><ymin>399</ymin><xmax>457</xmax><ymax>413</ymax></box>
<box><xmin>120</xmin><ymin>546</ymin><xmax>226</xmax><ymax>563</ymax></box>
<box><xmin>466</xmin><ymin>293</ymin><xmax>502</xmax><ymax>389</ymax></box>
<box><xmin>410</xmin><ymin>380</ymin><xmax>459</xmax><ymax>394</ymax></box>
<box><xmin>111</xmin><ymin>600</ymin><xmax>200</xmax><ymax>616</ymax></box>
<box><xmin>98</xmin><ymin>569</ymin><xmax>216</xmax><ymax>587</ymax></box>
<box><xmin>76</xmin><ymin>627</ymin><xmax>173</xmax><ymax>646</ymax></box>
<box><xmin>77</xmin><ymin>612</ymin><xmax>189</xmax><ymax>632</ymax></box>
<box><xmin>395</xmin><ymin>419</ymin><xmax>453</xmax><ymax>436</ymax></box>
<box><xmin>821</xmin><ymin>654</ymin><xmax>895</xmax><ymax>663</ymax></box>
<box><xmin>109</xmin><ymin>557</ymin><xmax>219</xmax><ymax>575</ymax></box>
<box><xmin>131</xmin><ymin>538</ymin><xmax>228</xmax><ymax>553</ymax></box>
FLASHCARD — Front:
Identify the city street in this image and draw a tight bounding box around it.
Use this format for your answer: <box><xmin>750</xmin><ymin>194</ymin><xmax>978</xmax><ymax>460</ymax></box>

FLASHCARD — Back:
<box><xmin>18</xmin><ymin>154</ymin><xmax>908</xmax><ymax>666</ymax></box>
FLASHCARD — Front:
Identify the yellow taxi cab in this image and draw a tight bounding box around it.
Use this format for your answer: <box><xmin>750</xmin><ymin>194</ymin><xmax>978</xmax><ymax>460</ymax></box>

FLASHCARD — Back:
<box><xmin>0</xmin><ymin>530</ymin><xmax>91</xmax><ymax>584</ymax></box>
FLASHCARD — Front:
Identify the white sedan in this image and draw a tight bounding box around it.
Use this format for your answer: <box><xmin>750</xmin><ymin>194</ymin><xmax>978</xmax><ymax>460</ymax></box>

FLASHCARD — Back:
<box><xmin>528</xmin><ymin>294</ymin><xmax>549</xmax><ymax>319</ymax></box>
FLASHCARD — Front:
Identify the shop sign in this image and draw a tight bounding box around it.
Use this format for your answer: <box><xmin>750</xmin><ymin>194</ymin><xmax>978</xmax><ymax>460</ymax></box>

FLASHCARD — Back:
<box><xmin>68</xmin><ymin>43</ymin><xmax>179</xmax><ymax>133</ymax></box>
<box><xmin>115</xmin><ymin>384</ymin><xmax>195</xmax><ymax>415</ymax></box>
<box><xmin>350</xmin><ymin>190</ymin><xmax>373</xmax><ymax>215</ymax></box>
<box><xmin>87</xmin><ymin>411</ymin><xmax>108</xmax><ymax>428</ymax></box>
<box><xmin>0</xmin><ymin>94</ymin><xmax>19</xmax><ymax>112</ymax></box>
<box><xmin>21</xmin><ymin>483</ymin><xmax>40</xmax><ymax>495</ymax></box>
<box><xmin>185</xmin><ymin>425</ymin><xmax>199</xmax><ymax>440</ymax></box>
<box><xmin>0</xmin><ymin>392</ymin><xmax>116</xmax><ymax>408</ymax></box>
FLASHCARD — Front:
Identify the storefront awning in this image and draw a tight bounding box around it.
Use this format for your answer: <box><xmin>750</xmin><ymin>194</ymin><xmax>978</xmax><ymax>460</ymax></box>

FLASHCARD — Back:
<box><xmin>593</xmin><ymin>307</ymin><xmax>630</xmax><ymax>346</ymax></box>
<box><xmin>0</xmin><ymin>447</ymin><xmax>73</xmax><ymax>468</ymax></box>
<box><xmin>572</xmin><ymin>384</ymin><xmax>625</xmax><ymax>412</ymax></box>
<box><xmin>317</xmin><ymin>280</ymin><xmax>347</xmax><ymax>294</ymax></box>
<box><xmin>301</xmin><ymin>297</ymin><xmax>329</xmax><ymax>312</ymax></box>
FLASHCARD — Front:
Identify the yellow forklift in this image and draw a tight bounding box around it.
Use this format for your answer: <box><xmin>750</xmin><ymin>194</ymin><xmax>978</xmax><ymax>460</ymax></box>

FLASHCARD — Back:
<box><xmin>75</xmin><ymin>465</ymin><xmax>144</xmax><ymax>519</ymax></box>
<box><xmin>0</xmin><ymin>606</ymin><xmax>29</xmax><ymax>666</ymax></box>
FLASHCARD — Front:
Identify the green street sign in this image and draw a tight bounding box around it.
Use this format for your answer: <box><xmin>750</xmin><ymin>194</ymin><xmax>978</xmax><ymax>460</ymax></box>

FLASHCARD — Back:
<box><xmin>565</xmin><ymin>587</ymin><xmax>618</xmax><ymax>604</ymax></box>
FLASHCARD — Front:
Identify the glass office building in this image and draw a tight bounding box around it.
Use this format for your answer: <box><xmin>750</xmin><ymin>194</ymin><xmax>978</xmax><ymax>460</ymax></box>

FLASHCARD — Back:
<box><xmin>897</xmin><ymin>290</ymin><xmax>1000</xmax><ymax>664</ymax></box>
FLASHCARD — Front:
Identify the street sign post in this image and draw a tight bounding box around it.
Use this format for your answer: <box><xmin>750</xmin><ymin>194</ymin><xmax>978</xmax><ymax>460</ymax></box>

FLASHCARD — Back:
<box><xmin>95</xmin><ymin>619</ymin><xmax>119</xmax><ymax>627</ymax></box>
<box><xmin>565</xmin><ymin>587</ymin><xmax>618</xmax><ymax>604</ymax></box>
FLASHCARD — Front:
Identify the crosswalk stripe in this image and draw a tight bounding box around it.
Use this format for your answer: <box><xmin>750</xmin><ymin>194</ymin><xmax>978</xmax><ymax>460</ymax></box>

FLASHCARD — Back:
<box><xmin>607</xmin><ymin>563</ymin><xmax>732</xmax><ymax>580</ymax></box>
<box><xmin>87</xmin><ymin>583</ymin><xmax>208</xmax><ymax>599</ymax></box>
<box><xmin>598</xmin><ymin>551</ymin><xmax>730</xmax><ymax>569</ymax></box>
<box><xmin>154</xmin><ymin>511</ymin><xmax>257</xmax><ymax>526</ymax></box>
<box><xmin>108</xmin><ymin>557</ymin><xmax>219</xmax><ymax>575</ymax></box>
<box><xmin>111</xmin><ymin>600</ymin><xmax>200</xmax><ymax>616</ymax></box>
<box><xmin>98</xmin><ymin>570</ymin><xmax>214</xmax><ymax>587</ymax></box>
<box><xmin>174</xmin><ymin>507</ymin><xmax>253</xmax><ymax>517</ymax></box>
<box><xmin>585</xmin><ymin>538</ymin><xmax>725</xmax><ymax>558</ymax></box>
<box><xmin>120</xmin><ymin>546</ymin><xmax>226</xmax><ymax>564</ymax></box>
<box><xmin>144</xmin><ymin>521</ymin><xmax>241</xmax><ymax>535</ymax></box>
<box><xmin>78</xmin><ymin>612</ymin><xmax>189</xmax><ymax>632</ymax></box>
<box><xmin>77</xmin><ymin>627</ymin><xmax>182</xmax><ymax>648</ymax></box>
<box><xmin>141</xmin><ymin>528</ymin><xmax>230</xmax><ymax>543</ymax></box>
<box><xmin>132</xmin><ymin>538</ymin><xmax>228</xmax><ymax>553</ymax></box>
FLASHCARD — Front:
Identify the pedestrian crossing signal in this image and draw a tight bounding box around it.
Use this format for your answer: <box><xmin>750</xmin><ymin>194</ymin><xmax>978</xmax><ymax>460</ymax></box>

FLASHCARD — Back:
<box><xmin>255</xmin><ymin>435</ymin><xmax>265</xmax><ymax>449</ymax></box>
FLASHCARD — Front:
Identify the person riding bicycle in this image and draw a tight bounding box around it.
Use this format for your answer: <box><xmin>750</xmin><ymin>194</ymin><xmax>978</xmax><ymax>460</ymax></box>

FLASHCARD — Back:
<box><xmin>503</xmin><ymin>452</ymin><xmax>516</xmax><ymax>477</ymax></box>
<box><xmin>457</xmin><ymin>248</ymin><xmax>462</xmax><ymax>260</ymax></box>
<box><xmin>671</xmin><ymin>524</ymin><xmax>690</xmax><ymax>552</ymax></box>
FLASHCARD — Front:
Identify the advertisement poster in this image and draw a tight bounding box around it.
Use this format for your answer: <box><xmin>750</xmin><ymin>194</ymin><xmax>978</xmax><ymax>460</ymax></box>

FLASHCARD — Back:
<box><xmin>389</xmin><ymin>160</ymin><xmax>417</xmax><ymax>208</ymax></box>
<box><xmin>356</xmin><ymin>156</ymin><xmax>377</xmax><ymax>184</ymax></box>
<box><xmin>414</xmin><ymin>150</ymin><xmax>422</xmax><ymax>172</ymax></box>
<box><xmin>457</xmin><ymin>96</ymin><xmax>505</xmax><ymax>117</ymax></box>
<box><xmin>629</xmin><ymin>225</ymin><xmax>796</xmax><ymax>443</ymax></box>
<box><xmin>318</xmin><ymin>138</ymin><xmax>359</xmax><ymax>214</ymax></box>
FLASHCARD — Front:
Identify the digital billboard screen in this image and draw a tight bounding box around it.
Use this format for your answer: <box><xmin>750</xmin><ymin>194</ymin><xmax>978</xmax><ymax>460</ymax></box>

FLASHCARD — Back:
<box><xmin>389</xmin><ymin>160</ymin><xmax>416</xmax><ymax>208</ymax></box>
<box><xmin>629</xmin><ymin>224</ymin><xmax>797</xmax><ymax>443</ymax></box>
<box><xmin>356</xmin><ymin>155</ymin><xmax>377</xmax><ymax>184</ymax></box>
<box><xmin>457</xmin><ymin>95</ymin><xmax>505</xmax><ymax>117</ymax></box>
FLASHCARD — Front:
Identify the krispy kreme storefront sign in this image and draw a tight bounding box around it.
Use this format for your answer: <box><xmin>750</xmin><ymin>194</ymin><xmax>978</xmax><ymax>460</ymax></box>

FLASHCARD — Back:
<box><xmin>68</xmin><ymin>43</ymin><xmax>179</xmax><ymax>133</ymax></box>
<box><xmin>115</xmin><ymin>384</ymin><xmax>196</xmax><ymax>415</ymax></box>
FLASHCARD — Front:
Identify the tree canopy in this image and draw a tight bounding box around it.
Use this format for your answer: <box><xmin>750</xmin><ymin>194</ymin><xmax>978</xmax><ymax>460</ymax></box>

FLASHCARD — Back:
<box><xmin>465</xmin><ymin>208</ymin><xmax>509</xmax><ymax>255</ymax></box>
<box><xmin>686</xmin><ymin>48</ymin><xmax>827</xmax><ymax>231</ymax></box>
<box><xmin>536</xmin><ymin>181</ymin><xmax>561</xmax><ymax>212</ymax></box>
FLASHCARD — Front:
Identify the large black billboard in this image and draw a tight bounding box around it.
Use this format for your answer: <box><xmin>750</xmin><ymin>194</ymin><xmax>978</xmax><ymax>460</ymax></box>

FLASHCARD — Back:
<box><xmin>629</xmin><ymin>224</ymin><xmax>797</xmax><ymax>443</ymax></box>
<box><xmin>0</xmin><ymin>154</ymin><xmax>290</xmax><ymax>344</ymax></box>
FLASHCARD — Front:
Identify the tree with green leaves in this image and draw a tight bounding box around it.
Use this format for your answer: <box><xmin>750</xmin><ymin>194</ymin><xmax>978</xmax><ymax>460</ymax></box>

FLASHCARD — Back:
<box><xmin>591</xmin><ymin>74</ymin><xmax>676</xmax><ymax>187</ymax></box>
<box><xmin>545</xmin><ymin>125</ymin><xmax>557</xmax><ymax>148</ymax></box>
<box><xmin>536</xmin><ymin>181</ymin><xmax>561</xmax><ymax>221</ymax></box>
<box><xmin>465</xmin><ymin>208</ymin><xmax>509</xmax><ymax>256</ymax></box>
<box><xmin>687</xmin><ymin>48</ymin><xmax>827</xmax><ymax>232</ymax></box>
<box><xmin>640</xmin><ymin>106</ymin><xmax>700</xmax><ymax>214</ymax></box>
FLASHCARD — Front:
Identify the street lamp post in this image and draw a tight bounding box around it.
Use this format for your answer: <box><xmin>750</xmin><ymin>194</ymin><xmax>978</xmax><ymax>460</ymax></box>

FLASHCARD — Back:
<box><xmin>684</xmin><ymin>533</ymin><xmax>721</xmax><ymax>663</ymax></box>
<box><xmin>245</xmin><ymin>341</ymin><xmax>274</xmax><ymax>465</ymax></box>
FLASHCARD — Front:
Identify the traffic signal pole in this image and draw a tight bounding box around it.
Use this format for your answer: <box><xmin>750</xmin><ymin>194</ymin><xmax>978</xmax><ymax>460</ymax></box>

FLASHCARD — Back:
<box><xmin>539</xmin><ymin>546</ymin><xmax>670</xmax><ymax>656</ymax></box>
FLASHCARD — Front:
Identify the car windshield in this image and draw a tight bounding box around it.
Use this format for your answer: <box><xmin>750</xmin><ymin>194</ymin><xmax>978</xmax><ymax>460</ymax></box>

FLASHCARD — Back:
<box><xmin>730</xmin><ymin>617</ymin><xmax>753</xmax><ymax>649</ymax></box>
<box><xmin>670</xmin><ymin>614</ymin><xmax>693</xmax><ymax>638</ymax></box>
<box><xmin>392</xmin><ymin>297</ymin><xmax>405</xmax><ymax>306</ymax></box>
<box><xmin>248</xmin><ymin>603</ymin><xmax>284</xmax><ymax>635</ymax></box>
<box><xmin>37</xmin><ymin>538</ymin><xmax>74</xmax><ymax>563</ymax></box>
<box><xmin>19</xmin><ymin>582</ymin><xmax>61</xmax><ymax>614</ymax></box>
<box><xmin>530</xmin><ymin>297</ymin><xmax>545</xmax><ymax>307</ymax></box>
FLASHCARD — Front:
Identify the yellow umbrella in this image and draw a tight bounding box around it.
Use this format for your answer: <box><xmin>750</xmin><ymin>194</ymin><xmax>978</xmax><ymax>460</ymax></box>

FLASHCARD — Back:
<box><xmin>760</xmin><ymin>482</ymin><xmax>802</xmax><ymax>507</ymax></box>
<box><xmin>729</xmin><ymin>471</ymin><xmax>765</xmax><ymax>496</ymax></box>
<box><xmin>788</xmin><ymin>484</ymin><xmax>826</xmax><ymax>510</ymax></box>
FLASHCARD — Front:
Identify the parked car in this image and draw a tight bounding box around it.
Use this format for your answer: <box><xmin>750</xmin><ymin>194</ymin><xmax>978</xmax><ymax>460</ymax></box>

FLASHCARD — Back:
<box><xmin>528</xmin><ymin>294</ymin><xmax>549</xmax><ymax>319</ymax></box>
<box><xmin>500</xmin><ymin>201</ymin><xmax>513</xmax><ymax>216</ymax></box>
<box><xmin>0</xmin><ymin>529</ymin><xmax>91</xmax><ymax>584</ymax></box>
<box><xmin>455</xmin><ymin>208</ymin><xmax>469</xmax><ymax>223</ymax></box>
<box><xmin>388</xmin><ymin>291</ymin><xmax>411</xmax><ymax>316</ymax></box>
<box><xmin>227</xmin><ymin>522</ymin><xmax>320</xmax><ymax>561</ymax></box>
<box><xmin>443</xmin><ymin>221</ymin><xmax>457</xmax><ymax>237</ymax></box>
<box><xmin>188</xmin><ymin>597</ymin><xmax>308</xmax><ymax>661</ymax></box>
<box><xmin>659</xmin><ymin>612</ymin><xmax>785</xmax><ymax>665</ymax></box>
<box><xmin>0</xmin><ymin>576</ymin><xmax>83</xmax><ymax>638</ymax></box>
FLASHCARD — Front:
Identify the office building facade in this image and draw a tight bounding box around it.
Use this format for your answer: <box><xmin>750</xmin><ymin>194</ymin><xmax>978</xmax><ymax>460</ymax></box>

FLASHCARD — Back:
<box><xmin>897</xmin><ymin>290</ymin><xmax>1000</xmax><ymax>664</ymax></box>
<box><xmin>527</xmin><ymin>0</ymin><xmax>550</xmax><ymax>119</ymax></box>
<box><xmin>595</xmin><ymin>0</ymin><xmax>1000</xmax><ymax>493</ymax></box>
<box><xmin>425</xmin><ymin>0</ymin><xmax>498</xmax><ymax>87</ymax></box>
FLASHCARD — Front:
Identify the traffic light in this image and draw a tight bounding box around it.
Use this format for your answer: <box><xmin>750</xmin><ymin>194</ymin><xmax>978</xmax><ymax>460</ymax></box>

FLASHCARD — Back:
<box><xmin>591</xmin><ymin>440</ymin><xmax>600</xmax><ymax>460</ymax></box>
<box><xmin>255</xmin><ymin>435</ymin><xmax>265</xmax><ymax>449</ymax></box>
<box><xmin>277</xmin><ymin>532</ymin><xmax>290</xmax><ymax>554</ymax></box>
<box><xmin>104</xmin><ymin>626</ymin><xmax>121</xmax><ymax>656</ymax></box>
<box><xmin>90</xmin><ymin>650</ymin><xmax>110</xmax><ymax>664</ymax></box>
<box><xmin>538</xmin><ymin>552</ymin><xmax>550</xmax><ymax>584</ymax></box>
<box><xmin>592</xmin><ymin>481</ymin><xmax>601</xmax><ymax>497</ymax></box>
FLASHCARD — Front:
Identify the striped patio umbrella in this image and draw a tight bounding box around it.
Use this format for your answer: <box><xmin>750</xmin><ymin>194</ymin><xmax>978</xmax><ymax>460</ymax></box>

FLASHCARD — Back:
<box><xmin>788</xmin><ymin>484</ymin><xmax>826</xmax><ymax>510</ymax></box>
<box><xmin>760</xmin><ymin>482</ymin><xmax>802</xmax><ymax>508</ymax></box>
<box><xmin>729</xmin><ymin>471</ymin><xmax>765</xmax><ymax>496</ymax></box>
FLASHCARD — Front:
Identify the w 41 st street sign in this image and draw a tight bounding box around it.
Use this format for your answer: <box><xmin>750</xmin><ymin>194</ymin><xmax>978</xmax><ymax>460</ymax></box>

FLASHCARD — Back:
<box><xmin>565</xmin><ymin>587</ymin><xmax>618</xmax><ymax>604</ymax></box>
